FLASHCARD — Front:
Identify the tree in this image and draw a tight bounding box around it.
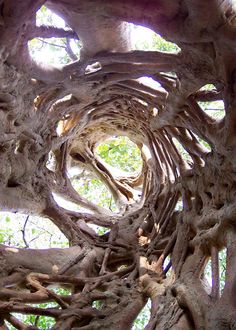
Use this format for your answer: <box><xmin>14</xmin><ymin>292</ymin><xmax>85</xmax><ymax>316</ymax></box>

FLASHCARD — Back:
<box><xmin>0</xmin><ymin>0</ymin><xmax>235</xmax><ymax>329</ymax></box>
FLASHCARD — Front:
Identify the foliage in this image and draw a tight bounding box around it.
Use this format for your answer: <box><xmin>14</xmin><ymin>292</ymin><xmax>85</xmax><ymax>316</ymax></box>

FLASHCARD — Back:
<box><xmin>204</xmin><ymin>249</ymin><xmax>226</xmax><ymax>294</ymax></box>
<box><xmin>96</xmin><ymin>136</ymin><xmax>142</xmax><ymax>173</ymax></box>
<box><xmin>0</xmin><ymin>214</ymin><xmax>68</xmax><ymax>248</ymax></box>
<box><xmin>132</xmin><ymin>25</ymin><xmax>180</xmax><ymax>53</ymax></box>
<box><xmin>151</xmin><ymin>34</ymin><xmax>180</xmax><ymax>52</ymax></box>
<box><xmin>132</xmin><ymin>300</ymin><xmax>151</xmax><ymax>330</ymax></box>
<box><xmin>29</xmin><ymin>37</ymin><xmax>71</xmax><ymax>65</ymax></box>
<box><xmin>8</xmin><ymin>310</ymin><xmax>56</xmax><ymax>330</ymax></box>
<box><xmin>28</xmin><ymin>5</ymin><xmax>81</xmax><ymax>65</ymax></box>
<box><xmin>198</xmin><ymin>84</ymin><xmax>225</xmax><ymax>120</ymax></box>
<box><xmin>71</xmin><ymin>136</ymin><xmax>142</xmax><ymax>213</ymax></box>
<box><xmin>72</xmin><ymin>174</ymin><xmax>118</xmax><ymax>212</ymax></box>
<box><xmin>6</xmin><ymin>288</ymin><xmax>71</xmax><ymax>329</ymax></box>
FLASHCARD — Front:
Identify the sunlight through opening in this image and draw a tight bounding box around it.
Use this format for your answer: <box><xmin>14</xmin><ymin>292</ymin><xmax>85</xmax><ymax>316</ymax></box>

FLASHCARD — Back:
<box><xmin>204</xmin><ymin>248</ymin><xmax>226</xmax><ymax>296</ymax></box>
<box><xmin>132</xmin><ymin>299</ymin><xmax>151</xmax><ymax>330</ymax></box>
<box><xmin>197</xmin><ymin>84</ymin><xmax>225</xmax><ymax>120</ymax></box>
<box><xmin>71</xmin><ymin>173</ymin><xmax>118</xmax><ymax>212</ymax></box>
<box><xmin>95</xmin><ymin>136</ymin><xmax>143</xmax><ymax>175</ymax></box>
<box><xmin>0</xmin><ymin>212</ymin><xmax>68</xmax><ymax>248</ymax></box>
<box><xmin>28</xmin><ymin>5</ymin><xmax>81</xmax><ymax>65</ymax></box>
<box><xmin>131</xmin><ymin>25</ymin><xmax>180</xmax><ymax>53</ymax></box>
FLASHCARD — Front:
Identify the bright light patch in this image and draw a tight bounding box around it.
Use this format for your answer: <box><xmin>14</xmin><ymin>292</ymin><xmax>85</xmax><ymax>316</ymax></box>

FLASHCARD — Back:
<box><xmin>142</xmin><ymin>144</ymin><xmax>152</xmax><ymax>161</ymax></box>
<box><xmin>131</xmin><ymin>24</ymin><xmax>180</xmax><ymax>52</ymax></box>
<box><xmin>138</xmin><ymin>77</ymin><xmax>164</xmax><ymax>91</ymax></box>
<box><xmin>130</xmin><ymin>24</ymin><xmax>154</xmax><ymax>49</ymax></box>
<box><xmin>36</xmin><ymin>6</ymin><xmax>65</xmax><ymax>28</ymax></box>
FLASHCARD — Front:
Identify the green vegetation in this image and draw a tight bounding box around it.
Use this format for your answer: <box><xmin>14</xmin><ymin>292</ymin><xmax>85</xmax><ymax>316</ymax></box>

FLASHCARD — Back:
<box><xmin>71</xmin><ymin>136</ymin><xmax>142</xmax><ymax>213</ymax></box>
<box><xmin>0</xmin><ymin>214</ymin><xmax>68</xmax><ymax>248</ymax></box>
<box><xmin>96</xmin><ymin>136</ymin><xmax>142</xmax><ymax>173</ymax></box>
<box><xmin>204</xmin><ymin>249</ymin><xmax>226</xmax><ymax>293</ymax></box>
<box><xmin>9</xmin><ymin>309</ymin><xmax>56</xmax><ymax>330</ymax></box>
<box><xmin>28</xmin><ymin>5</ymin><xmax>81</xmax><ymax>65</ymax></box>
<box><xmin>5</xmin><ymin>289</ymin><xmax>70</xmax><ymax>329</ymax></box>
<box><xmin>1</xmin><ymin>7</ymin><xmax>227</xmax><ymax>330</ymax></box>
<box><xmin>198</xmin><ymin>84</ymin><xmax>225</xmax><ymax>120</ymax></box>
<box><xmin>72</xmin><ymin>174</ymin><xmax>118</xmax><ymax>212</ymax></box>
<box><xmin>132</xmin><ymin>300</ymin><xmax>151</xmax><ymax>330</ymax></box>
<box><xmin>132</xmin><ymin>25</ymin><xmax>180</xmax><ymax>53</ymax></box>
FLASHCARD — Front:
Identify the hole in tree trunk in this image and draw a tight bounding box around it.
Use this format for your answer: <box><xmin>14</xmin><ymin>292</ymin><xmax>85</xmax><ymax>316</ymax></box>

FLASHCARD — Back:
<box><xmin>197</xmin><ymin>84</ymin><xmax>225</xmax><ymax>120</ymax></box>
<box><xmin>7</xmin><ymin>180</ymin><xmax>20</xmax><ymax>188</ymax></box>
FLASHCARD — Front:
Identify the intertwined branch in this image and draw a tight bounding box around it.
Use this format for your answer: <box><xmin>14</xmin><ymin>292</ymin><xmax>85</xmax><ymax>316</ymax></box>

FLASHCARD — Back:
<box><xmin>0</xmin><ymin>0</ymin><xmax>236</xmax><ymax>329</ymax></box>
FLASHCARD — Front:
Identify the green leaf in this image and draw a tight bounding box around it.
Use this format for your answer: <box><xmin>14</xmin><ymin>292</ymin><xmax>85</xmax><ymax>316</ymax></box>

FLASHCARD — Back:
<box><xmin>5</xmin><ymin>216</ymin><xmax>11</xmax><ymax>223</ymax></box>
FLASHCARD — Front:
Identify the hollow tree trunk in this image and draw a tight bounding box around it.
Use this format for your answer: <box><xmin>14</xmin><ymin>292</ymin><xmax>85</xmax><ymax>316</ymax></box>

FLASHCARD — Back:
<box><xmin>0</xmin><ymin>0</ymin><xmax>236</xmax><ymax>329</ymax></box>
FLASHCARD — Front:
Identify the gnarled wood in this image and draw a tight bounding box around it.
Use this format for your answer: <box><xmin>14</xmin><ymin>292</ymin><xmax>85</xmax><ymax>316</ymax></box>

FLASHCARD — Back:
<box><xmin>0</xmin><ymin>0</ymin><xmax>235</xmax><ymax>328</ymax></box>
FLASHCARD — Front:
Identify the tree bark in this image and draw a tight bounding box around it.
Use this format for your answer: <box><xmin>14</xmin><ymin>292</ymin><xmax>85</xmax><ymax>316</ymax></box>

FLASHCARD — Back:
<box><xmin>0</xmin><ymin>0</ymin><xmax>236</xmax><ymax>328</ymax></box>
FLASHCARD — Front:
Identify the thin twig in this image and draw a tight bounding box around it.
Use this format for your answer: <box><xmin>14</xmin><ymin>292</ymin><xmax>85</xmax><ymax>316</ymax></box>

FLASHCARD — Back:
<box><xmin>21</xmin><ymin>215</ymin><xmax>30</xmax><ymax>248</ymax></box>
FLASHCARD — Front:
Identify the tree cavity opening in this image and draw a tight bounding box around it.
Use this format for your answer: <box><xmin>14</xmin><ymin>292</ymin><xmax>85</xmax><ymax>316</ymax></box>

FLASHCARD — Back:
<box><xmin>0</xmin><ymin>212</ymin><xmax>68</xmax><ymax>249</ymax></box>
<box><xmin>132</xmin><ymin>299</ymin><xmax>151</xmax><ymax>329</ymax></box>
<box><xmin>71</xmin><ymin>172</ymin><xmax>118</xmax><ymax>212</ymax></box>
<box><xmin>28</xmin><ymin>5</ymin><xmax>81</xmax><ymax>65</ymax></box>
<box><xmin>95</xmin><ymin>136</ymin><xmax>143</xmax><ymax>175</ymax></box>
<box><xmin>204</xmin><ymin>248</ymin><xmax>226</xmax><ymax>296</ymax></box>
<box><xmin>68</xmin><ymin>136</ymin><xmax>144</xmax><ymax>214</ymax></box>
<box><xmin>131</xmin><ymin>24</ymin><xmax>180</xmax><ymax>53</ymax></box>
<box><xmin>197</xmin><ymin>84</ymin><xmax>225</xmax><ymax>120</ymax></box>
